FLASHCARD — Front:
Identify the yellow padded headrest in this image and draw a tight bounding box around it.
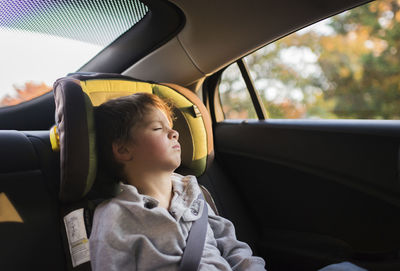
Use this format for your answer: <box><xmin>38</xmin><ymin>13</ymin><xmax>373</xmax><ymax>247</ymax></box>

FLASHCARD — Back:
<box><xmin>80</xmin><ymin>78</ymin><xmax>212</xmax><ymax>176</ymax></box>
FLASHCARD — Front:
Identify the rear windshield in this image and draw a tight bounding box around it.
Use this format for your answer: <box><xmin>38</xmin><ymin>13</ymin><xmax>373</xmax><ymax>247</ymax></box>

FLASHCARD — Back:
<box><xmin>0</xmin><ymin>0</ymin><xmax>148</xmax><ymax>107</ymax></box>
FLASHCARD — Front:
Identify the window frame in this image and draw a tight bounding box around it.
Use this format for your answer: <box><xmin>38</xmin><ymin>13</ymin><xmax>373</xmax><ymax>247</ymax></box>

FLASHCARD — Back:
<box><xmin>205</xmin><ymin>60</ymin><xmax>268</xmax><ymax>122</ymax></box>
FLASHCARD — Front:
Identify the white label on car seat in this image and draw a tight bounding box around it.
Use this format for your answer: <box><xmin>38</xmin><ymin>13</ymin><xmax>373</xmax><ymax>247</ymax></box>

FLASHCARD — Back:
<box><xmin>64</xmin><ymin>208</ymin><xmax>90</xmax><ymax>267</ymax></box>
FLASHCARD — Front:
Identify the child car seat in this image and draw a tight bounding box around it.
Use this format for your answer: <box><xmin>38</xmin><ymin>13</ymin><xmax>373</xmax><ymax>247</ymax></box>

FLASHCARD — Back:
<box><xmin>51</xmin><ymin>72</ymin><xmax>218</xmax><ymax>270</ymax></box>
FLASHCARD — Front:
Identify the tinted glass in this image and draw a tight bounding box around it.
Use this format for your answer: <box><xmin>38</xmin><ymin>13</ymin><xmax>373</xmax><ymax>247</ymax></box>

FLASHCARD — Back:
<box><xmin>0</xmin><ymin>0</ymin><xmax>148</xmax><ymax>107</ymax></box>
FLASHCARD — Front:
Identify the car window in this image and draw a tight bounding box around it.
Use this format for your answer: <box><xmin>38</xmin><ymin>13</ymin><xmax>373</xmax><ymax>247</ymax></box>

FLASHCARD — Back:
<box><xmin>219</xmin><ymin>0</ymin><xmax>400</xmax><ymax>119</ymax></box>
<box><xmin>0</xmin><ymin>0</ymin><xmax>148</xmax><ymax>107</ymax></box>
<box><xmin>219</xmin><ymin>63</ymin><xmax>257</xmax><ymax>119</ymax></box>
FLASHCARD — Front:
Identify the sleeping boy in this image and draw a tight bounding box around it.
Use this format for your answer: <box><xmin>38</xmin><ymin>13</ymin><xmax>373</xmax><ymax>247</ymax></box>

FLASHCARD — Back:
<box><xmin>89</xmin><ymin>92</ymin><xmax>266</xmax><ymax>270</ymax></box>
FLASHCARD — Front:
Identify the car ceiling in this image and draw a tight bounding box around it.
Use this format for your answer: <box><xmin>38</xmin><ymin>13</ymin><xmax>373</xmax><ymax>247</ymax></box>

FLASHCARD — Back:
<box><xmin>122</xmin><ymin>0</ymin><xmax>372</xmax><ymax>89</ymax></box>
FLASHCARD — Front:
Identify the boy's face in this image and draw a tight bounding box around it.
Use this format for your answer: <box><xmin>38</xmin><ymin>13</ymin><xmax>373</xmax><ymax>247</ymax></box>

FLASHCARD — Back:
<box><xmin>125</xmin><ymin>106</ymin><xmax>181</xmax><ymax>172</ymax></box>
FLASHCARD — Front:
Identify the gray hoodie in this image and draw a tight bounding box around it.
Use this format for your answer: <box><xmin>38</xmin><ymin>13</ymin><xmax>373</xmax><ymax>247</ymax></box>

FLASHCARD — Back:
<box><xmin>89</xmin><ymin>173</ymin><xmax>266</xmax><ymax>271</ymax></box>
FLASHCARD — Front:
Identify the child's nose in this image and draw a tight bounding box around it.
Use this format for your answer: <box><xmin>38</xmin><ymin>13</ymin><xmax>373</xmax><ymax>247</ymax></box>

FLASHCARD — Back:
<box><xmin>169</xmin><ymin>129</ymin><xmax>179</xmax><ymax>140</ymax></box>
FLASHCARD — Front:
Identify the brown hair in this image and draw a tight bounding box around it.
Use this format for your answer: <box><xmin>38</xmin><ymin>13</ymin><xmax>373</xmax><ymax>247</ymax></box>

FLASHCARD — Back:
<box><xmin>95</xmin><ymin>92</ymin><xmax>174</xmax><ymax>182</ymax></box>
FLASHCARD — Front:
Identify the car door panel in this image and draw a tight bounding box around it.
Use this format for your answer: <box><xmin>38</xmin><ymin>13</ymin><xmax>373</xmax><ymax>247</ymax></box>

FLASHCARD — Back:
<box><xmin>214</xmin><ymin>119</ymin><xmax>400</xmax><ymax>271</ymax></box>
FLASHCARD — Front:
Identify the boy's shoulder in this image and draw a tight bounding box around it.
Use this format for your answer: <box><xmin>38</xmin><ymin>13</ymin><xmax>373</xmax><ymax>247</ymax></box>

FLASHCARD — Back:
<box><xmin>94</xmin><ymin>184</ymin><xmax>142</xmax><ymax>215</ymax></box>
<box><xmin>93</xmin><ymin>183</ymin><xmax>159</xmax><ymax>228</ymax></box>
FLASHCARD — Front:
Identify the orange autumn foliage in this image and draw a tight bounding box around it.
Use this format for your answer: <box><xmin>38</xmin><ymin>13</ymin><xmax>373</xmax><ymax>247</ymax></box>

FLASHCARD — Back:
<box><xmin>277</xmin><ymin>99</ymin><xmax>306</xmax><ymax>119</ymax></box>
<box><xmin>0</xmin><ymin>81</ymin><xmax>52</xmax><ymax>106</ymax></box>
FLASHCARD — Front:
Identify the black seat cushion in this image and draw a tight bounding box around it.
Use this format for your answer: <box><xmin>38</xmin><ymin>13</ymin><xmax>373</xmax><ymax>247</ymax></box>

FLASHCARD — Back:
<box><xmin>0</xmin><ymin>130</ymin><xmax>65</xmax><ymax>270</ymax></box>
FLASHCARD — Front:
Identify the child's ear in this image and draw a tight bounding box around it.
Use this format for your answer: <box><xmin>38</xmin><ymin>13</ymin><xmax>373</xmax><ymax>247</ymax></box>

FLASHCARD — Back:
<box><xmin>112</xmin><ymin>142</ymin><xmax>133</xmax><ymax>162</ymax></box>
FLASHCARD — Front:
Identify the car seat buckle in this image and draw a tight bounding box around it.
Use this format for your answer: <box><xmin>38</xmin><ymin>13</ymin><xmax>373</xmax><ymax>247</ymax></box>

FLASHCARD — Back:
<box><xmin>50</xmin><ymin>125</ymin><xmax>60</xmax><ymax>151</ymax></box>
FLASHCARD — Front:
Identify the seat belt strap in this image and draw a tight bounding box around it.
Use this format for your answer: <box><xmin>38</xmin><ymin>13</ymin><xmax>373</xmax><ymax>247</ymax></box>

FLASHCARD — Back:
<box><xmin>179</xmin><ymin>192</ymin><xmax>209</xmax><ymax>271</ymax></box>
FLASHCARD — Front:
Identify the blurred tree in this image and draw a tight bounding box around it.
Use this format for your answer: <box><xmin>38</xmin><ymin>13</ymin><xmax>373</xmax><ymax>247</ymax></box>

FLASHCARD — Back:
<box><xmin>0</xmin><ymin>81</ymin><xmax>51</xmax><ymax>106</ymax></box>
<box><xmin>319</xmin><ymin>0</ymin><xmax>400</xmax><ymax>119</ymax></box>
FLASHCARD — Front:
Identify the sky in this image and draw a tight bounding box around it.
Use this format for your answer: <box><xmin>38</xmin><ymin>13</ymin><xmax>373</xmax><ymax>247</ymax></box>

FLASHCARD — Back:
<box><xmin>0</xmin><ymin>28</ymin><xmax>102</xmax><ymax>100</ymax></box>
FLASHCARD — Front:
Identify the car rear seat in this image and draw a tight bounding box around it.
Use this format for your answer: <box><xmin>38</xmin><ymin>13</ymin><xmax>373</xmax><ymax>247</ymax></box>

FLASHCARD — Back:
<box><xmin>0</xmin><ymin>130</ymin><xmax>66</xmax><ymax>270</ymax></box>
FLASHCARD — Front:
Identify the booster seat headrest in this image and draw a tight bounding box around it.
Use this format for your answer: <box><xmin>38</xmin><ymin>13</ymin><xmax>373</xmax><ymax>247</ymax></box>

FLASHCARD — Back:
<box><xmin>52</xmin><ymin>73</ymin><xmax>213</xmax><ymax>203</ymax></box>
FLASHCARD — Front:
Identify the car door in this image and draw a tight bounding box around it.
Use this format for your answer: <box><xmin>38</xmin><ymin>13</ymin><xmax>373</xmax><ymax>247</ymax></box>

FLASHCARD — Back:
<box><xmin>202</xmin><ymin>2</ymin><xmax>400</xmax><ymax>269</ymax></box>
<box><xmin>211</xmin><ymin>115</ymin><xmax>400</xmax><ymax>271</ymax></box>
